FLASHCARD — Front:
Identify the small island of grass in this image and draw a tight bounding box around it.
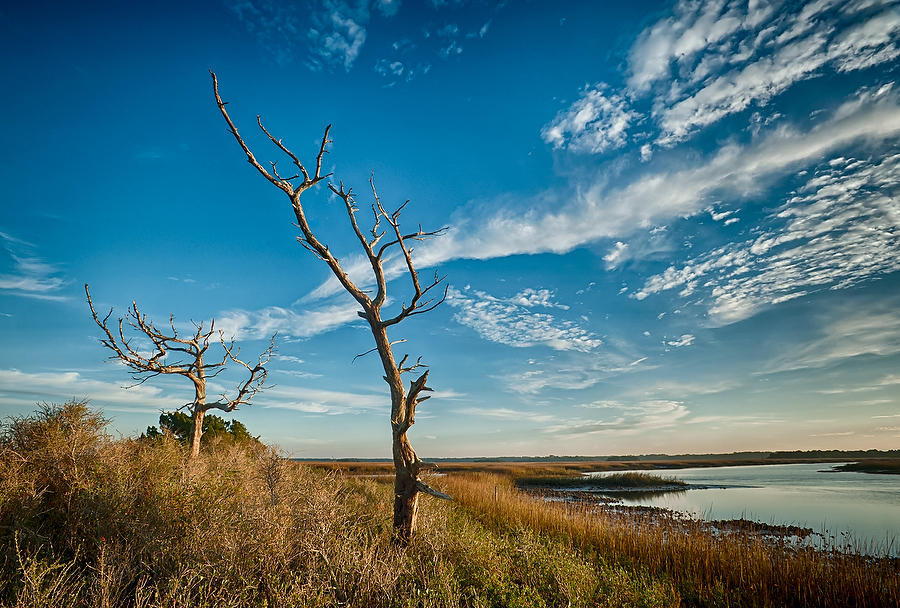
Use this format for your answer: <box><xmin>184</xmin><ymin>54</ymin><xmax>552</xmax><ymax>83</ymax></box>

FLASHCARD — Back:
<box><xmin>832</xmin><ymin>460</ymin><xmax>900</xmax><ymax>474</ymax></box>
<box><xmin>516</xmin><ymin>471</ymin><xmax>688</xmax><ymax>491</ymax></box>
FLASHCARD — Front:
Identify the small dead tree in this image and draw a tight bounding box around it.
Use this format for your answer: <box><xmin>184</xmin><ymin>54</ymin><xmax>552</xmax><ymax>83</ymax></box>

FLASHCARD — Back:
<box><xmin>212</xmin><ymin>72</ymin><xmax>451</xmax><ymax>543</ymax></box>
<box><xmin>85</xmin><ymin>284</ymin><xmax>274</xmax><ymax>458</ymax></box>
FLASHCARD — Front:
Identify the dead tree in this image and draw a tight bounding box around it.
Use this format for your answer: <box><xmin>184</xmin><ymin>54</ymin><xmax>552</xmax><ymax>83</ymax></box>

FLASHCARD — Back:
<box><xmin>85</xmin><ymin>284</ymin><xmax>274</xmax><ymax>458</ymax></box>
<box><xmin>212</xmin><ymin>72</ymin><xmax>451</xmax><ymax>543</ymax></box>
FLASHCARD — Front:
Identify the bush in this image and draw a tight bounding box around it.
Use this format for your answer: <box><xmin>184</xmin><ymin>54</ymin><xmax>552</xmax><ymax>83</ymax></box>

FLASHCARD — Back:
<box><xmin>144</xmin><ymin>411</ymin><xmax>264</xmax><ymax>452</ymax></box>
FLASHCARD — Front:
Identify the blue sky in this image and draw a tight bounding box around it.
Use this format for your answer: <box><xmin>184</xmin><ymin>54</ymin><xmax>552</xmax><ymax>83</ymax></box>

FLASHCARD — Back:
<box><xmin>2</xmin><ymin>0</ymin><xmax>899</xmax><ymax>457</ymax></box>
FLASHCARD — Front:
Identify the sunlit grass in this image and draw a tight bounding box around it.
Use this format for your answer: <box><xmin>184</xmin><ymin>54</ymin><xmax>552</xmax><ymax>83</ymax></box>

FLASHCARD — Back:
<box><xmin>1</xmin><ymin>401</ymin><xmax>896</xmax><ymax>607</ymax></box>
<box><xmin>516</xmin><ymin>471</ymin><xmax>688</xmax><ymax>490</ymax></box>
<box><xmin>437</xmin><ymin>472</ymin><xmax>900</xmax><ymax>607</ymax></box>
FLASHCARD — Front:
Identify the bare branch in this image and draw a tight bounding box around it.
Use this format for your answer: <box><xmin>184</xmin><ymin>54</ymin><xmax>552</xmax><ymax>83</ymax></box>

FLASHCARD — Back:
<box><xmin>416</xmin><ymin>479</ymin><xmax>452</xmax><ymax>501</ymax></box>
<box><xmin>353</xmin><ymin>339</ymin><xmax>407</xmax><ymax>363</ymax></box>
<box><xmin>315</xmin><ymin>125</ymin><xmax>332</xmax><ymax>182</ymax></box>
<box><xmin>212</xmin><ymin>76</ymin><xmax>454</xmax><ymax>530</ymax></box>
<box><xmin>211</xmin><ymin>71</ymin><xmax>292</xmax><ymax>195</ymax></box>
<box><xmin>215</xmin><ymin>333</ymin><xmax>276</xmax><ymax>411</ymax></box>
<box><xmin>257</xmin><ymin>115</ymin><xmax>310</xmax><ymax>183</ymax></box>
<box><xmin>87</xmin><ymin>281</ymin><xmax>274</xmax><ymax>458</ymax></box>
<box><xmin>212</xmin><ymin>73</ymin><xmax>374</xmax><ymax>312</ymax></box>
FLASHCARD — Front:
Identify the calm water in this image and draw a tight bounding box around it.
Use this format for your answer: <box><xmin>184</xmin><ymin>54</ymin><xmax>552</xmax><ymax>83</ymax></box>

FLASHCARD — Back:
<box><xmin>588</xmin><ymin>463</ymin><xmax>900</xmax><ymax>555</ymax></box>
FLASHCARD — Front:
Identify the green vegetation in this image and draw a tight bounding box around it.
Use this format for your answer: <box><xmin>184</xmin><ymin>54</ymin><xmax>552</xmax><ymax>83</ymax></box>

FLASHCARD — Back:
<box><xmin>833</xmin><ymin>460</ymin><xmax>900</xmax><ymax>474</ymax></box>
<box><xmin>516</xmin><ymin>472</ymin><xmax>688</xmax><ymax>491</ymax></box>
<box><xmin>1</xmin><ymin>401</ymin><xmax>897</xmax><ymax>607</ymax></box>
<box><xmin>143</xmin><ymin>410</ymin><xmax>263</xmax><ymax>451</ymax></box>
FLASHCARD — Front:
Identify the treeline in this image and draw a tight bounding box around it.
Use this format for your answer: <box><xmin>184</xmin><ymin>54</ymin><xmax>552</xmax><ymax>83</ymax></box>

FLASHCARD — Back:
<box><xmin>302</xmin><ymin>449</ymin><xmax>900</xmax><ymax>463</ymax></box>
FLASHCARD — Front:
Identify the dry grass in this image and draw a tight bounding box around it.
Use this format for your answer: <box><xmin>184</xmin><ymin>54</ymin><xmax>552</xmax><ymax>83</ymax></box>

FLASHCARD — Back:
<box><xmin>305</xmin><ymin>457</ymin><xmax>852</xmax><ymax>479</ymax></box>
<box><xmin>0</xmin><ymin>402</ymin><xmax>677</xmax><ymax>607</ymax></box>
<box><xmin>2</xmin><ymin>402</ymin><xmax>896</xmax><ymax>607</ymax></box>
<box><xmin>437</xmin><ymin>472</ymin><xmax>899</xmax><ymax>607</ymax></box>
<box><xmin>515</xmin><ymin>472</ymin><xmax>688</xmax><ymax>490</ymax></box>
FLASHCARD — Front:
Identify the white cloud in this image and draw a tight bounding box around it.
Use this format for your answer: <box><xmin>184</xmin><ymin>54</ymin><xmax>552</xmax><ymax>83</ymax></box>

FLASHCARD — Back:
<box><xmin>309</xmin><ymin>4</ymin><xmax>368</xmax><ymax>71</ymax></box>
<box><xmin>216</xmin><ymin>298</ymin><xmax>363</xmax><ymax>340</ymax></box>
<box><xmin>635</xmin><ymin>149</ymin><xmax>900</xmax><ymax>324</ymax></box>
<box><xmin>765</xmin><ymin>297</ymin><xmax>900</xmax><ymax>372</ymax></box>
<box><xmin>304</xmin><ymin>85</ymin><xmax>900</xmax><ymax>306</ymax></box>
<box><xmin>439</xmin><ymin>40</ymin><xmax>463</xmax><ymax>58</ymax></box>
<box><xmin>454</xmin><ymin>406</ymin><xmax>555</xmax><ymax>423</ymax></box>
<box><xmin>666</xmin><ymin>334</ymin><xmax>695</xmax><ymax>347</ymax></box>
<box><xmin>541</xmin><ymin>86</ymin><xmax>639</xmax><ymax>154</ymax></box>
<box><xmin>509</xmin><ymin>288</ymin><xmax>570</xmax><ymax>309</ymax></box>
<box><xmin>547</xmin><ymin>400</ymin><xmax>689</xmax><ymax>438</ymax></box>
<box><xmin>612</xmin><ymin>0</ymin><xmax>900</xmax><ymax>147</ymax></box>
<box><xmin>0</xmin><ymin>368</ymin><xmax>177</xmax><ymax>413</ymax></box>
<box><xmin>0</xmin><ymin>232</ymin><xmax>67</xmax><ymax>300</ymax></box>
<box><xmin>603</xmin><ymin>241</ymin><xmax>629</xmax><ymax>269</ymax></box>
<box><xmin>502</xmin><ymin>346</ymin><xmax>644</xmax><ymax>395</ymax></box>
<box><xmin>421</xmin><ymin>86</ymin><xmax>900</xmax><ymax>272</ymax></box>
<box><xmin>447</xmin><ymin>286</ymin><xmax>601</xmax><ymax>352</ymax></box>
<box><xmin>261</xmin><ymin>383</ymin><xmax>387</xmax><ymax>415</ymax></box>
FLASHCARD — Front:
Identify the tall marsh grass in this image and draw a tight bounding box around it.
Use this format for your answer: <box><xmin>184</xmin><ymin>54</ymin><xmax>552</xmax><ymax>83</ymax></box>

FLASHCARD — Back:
<box><xmin>1</xmin><ymin>401</ymin><xmax>896</xmax><ymax>607</ymax></box>
<box><xmin>439</xmin><ymin>472</ymin><xmax>899</xmax><ymax>607</ymax></box>
<box><xmin>0</xmin><ymin>402</ymin><xmax>677</xmax><ymax>607</ymax></box>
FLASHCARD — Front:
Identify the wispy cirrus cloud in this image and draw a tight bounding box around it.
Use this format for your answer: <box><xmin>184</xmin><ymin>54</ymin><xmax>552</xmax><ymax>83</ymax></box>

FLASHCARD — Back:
<box><xmin>447</xmin><ymin>286</ymin><xmax>601</xmax><ymax>352</ymax></box>
<box><xmin>547</xmin><ymin>399</ymin><xmax>689</xmax><ymax>438</ymax></box>
<box><xmin>0</xmin><ymin>368</ymin><xmax>176</xmax><ymax>413</ymax></box>
<box><xmin>634</xmin><ymin>142</ymin><xmax>900</xmax><ymax>324</ymax></box>
<box><xmin>227</xmin><ymin>0</ymin><xmax>375</xmax><ymax>71</ymax></box>
<box><xmin>261</xmin><ymin>383</ymin><xmax>387</xmax><ymax>415</ymax></box>
<box><xmin>216</xmin><ymin>298</ymin><xmax>363</xmax><ymax>340</ymax></box>
<box><xmin>548</xmin><ymin>0</ymin><xmax>900</xmax><ymax>153</ymax></box>
<box><xmin>307</xmin><ymin>86</ymin><xmax>900</xmax><ymax>307</ymax></box>
<box><xmin>0</xmin><ymin>231</ymin><xmax>67</xmax><ymax>301</ymax></box>
<box><xmin>764</xmin><ymin>295</ymin><xmax>900</xmax><ymax>373</ymax></box>
<box><xmin>665</xmin><ymin>334</ymin><xmax>695</xmax><ymax>348</ymax></box>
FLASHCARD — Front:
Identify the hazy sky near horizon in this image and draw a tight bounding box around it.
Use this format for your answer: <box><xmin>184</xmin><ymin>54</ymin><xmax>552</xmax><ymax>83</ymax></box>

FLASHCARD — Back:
<box><xmin>2</xmin><ymin>0</ymin><xmax>899</xmax><ymax>457</ymax></box>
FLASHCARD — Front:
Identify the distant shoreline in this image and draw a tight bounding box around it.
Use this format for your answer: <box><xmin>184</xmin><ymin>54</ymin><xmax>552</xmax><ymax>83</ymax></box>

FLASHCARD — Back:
<box><xmin>294</xmin><ymin>448</ymin><xmax>900</xmax><ymax>464</ymax></box>
<box><xmin>299</xmin><ymin>454</ymin><xmax>900</xmax><ymax>477</ymax></box>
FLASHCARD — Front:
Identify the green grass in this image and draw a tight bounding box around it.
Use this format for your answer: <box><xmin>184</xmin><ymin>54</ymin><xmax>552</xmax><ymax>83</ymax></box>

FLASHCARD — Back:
<box><xmin>516</xmin><ymin>471</ymin><xmax>688</xmax><ymax>490</ymax></box>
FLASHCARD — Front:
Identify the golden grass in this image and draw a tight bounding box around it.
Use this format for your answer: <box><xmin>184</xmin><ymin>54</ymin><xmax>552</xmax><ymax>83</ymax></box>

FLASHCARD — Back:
<box><xmin>0</xmin><ymin>402</ymin><xmax>679</xmax><ymax>607</ymax></box>
<box><xmin>436</xmin><ymin>472</ymin><xmax>899</xmax><ymax>607</ymax></box>
<box><xmin>2</xmin><ymin>402</ymin><xmax>896</xmax><ymax>607</ymax></box>
<box><xmin>304</xmin><ymin>457</ymin><xmax>852</xmax><ymax>479</ymax></box>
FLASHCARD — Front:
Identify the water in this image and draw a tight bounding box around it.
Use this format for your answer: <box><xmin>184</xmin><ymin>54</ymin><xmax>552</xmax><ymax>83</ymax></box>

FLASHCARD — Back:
<box><xmin>588</xmin><ymin>463</ymin><xmax>900</xmax><ymax>555</ymax></box>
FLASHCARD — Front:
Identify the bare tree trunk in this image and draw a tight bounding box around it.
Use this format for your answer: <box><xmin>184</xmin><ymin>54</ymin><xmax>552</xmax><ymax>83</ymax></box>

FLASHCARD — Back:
<box><xmin>370</xmin><ymin>320</ymin><xmax>433</xmax><ymax>543</ymax></box>
<box><xmin>189</xmin><ymin>407</ymin><xmax>205</xmax><ymax>459</ymax></box>
<box><xmin>189</xmin><ymin>376</ymin><xmax>207</xmax><ymax>459</ymax></box>
<box><xmin>392</xmin><ymin>428</ymin><xmax>420</xmax><ymax>543</ymax></box>
<box><xmin>85</xmin><ymin>283</ymin><xmax>272</xmax><ymax>463</ymax></box>
<box><xmin>210</xmin><ymin>74</ymin><xmax>450</xmax><ymax>543</ymax></box>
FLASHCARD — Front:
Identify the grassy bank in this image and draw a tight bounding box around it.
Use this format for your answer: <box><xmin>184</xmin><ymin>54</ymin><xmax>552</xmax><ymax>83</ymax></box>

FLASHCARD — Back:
<box><xmin>1</xmin><ymin>402</ymin><xmax>897</xmax><ymax>607</ymax></box>
<box><xmin>304</xmin><ymin>456</ymin><xmax>866</xmax><ymax>478</ymax></box>
<box><xmin>832</xmin><ymin>460</ymin><xmax>900</xmax><ymax>474</ymax></box>
<box><xmin>515</xmin><ymin>472</ymin><xmax>688</xmax><ymax>491</ymax></box>
<box><xmin>441</xmin><ymin>473</ymin><xmax>899</xmax><ymax>607</ymax></box>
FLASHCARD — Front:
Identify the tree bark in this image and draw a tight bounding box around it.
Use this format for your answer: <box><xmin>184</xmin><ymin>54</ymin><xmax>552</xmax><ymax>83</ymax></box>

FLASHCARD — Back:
<box><xmin>210</xmin><ymin>74</ymin><xmax>450</xmax><ymax>542</ymax></box>
<box><xmin>189</xmin><ymin>376</ymin><xmax>207</xmax><ymax>459</ymax></box>
<box><xmin>392</xmin><ymin>428</ymin><xmax>420</xmax><ymax>543</ymax></box>
<box><xmin>189</xmin><ymin>407</ymin><xmax>205</xmax><ymax>459</ymax></box>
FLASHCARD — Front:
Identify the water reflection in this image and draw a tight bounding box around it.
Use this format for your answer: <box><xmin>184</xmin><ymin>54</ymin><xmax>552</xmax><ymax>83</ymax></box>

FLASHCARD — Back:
<box><xmin>588</xmin><ymin>463</ymin><xmax>900</xmax><ymax>555</ymax></box>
